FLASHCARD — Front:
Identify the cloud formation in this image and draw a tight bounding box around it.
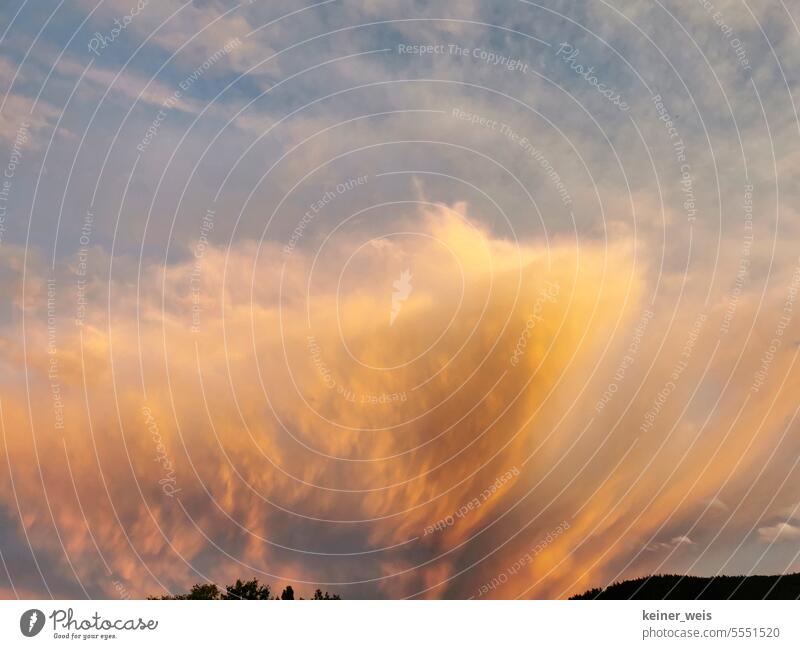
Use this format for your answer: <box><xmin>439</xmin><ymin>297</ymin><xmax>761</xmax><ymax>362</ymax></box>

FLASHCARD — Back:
<box><xmin>1</xmin><ymin>199</ymin><xmax>798</xmax><ymax>599</ymax></box>
<box><xmin>2</xmin><ymin>0</ymin><xmax>800</xmax><ymax>600</ymax></box>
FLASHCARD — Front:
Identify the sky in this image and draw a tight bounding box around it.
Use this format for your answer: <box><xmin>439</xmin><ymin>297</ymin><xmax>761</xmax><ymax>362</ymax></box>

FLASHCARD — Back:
<box><xmin>1</xmin><ymin>0</ymin><xmax>800</xmax><ymax>599</ymax></box>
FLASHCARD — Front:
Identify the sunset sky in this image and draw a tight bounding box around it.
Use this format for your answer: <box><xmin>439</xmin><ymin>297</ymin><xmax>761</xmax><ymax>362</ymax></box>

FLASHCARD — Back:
<box><xmin>1</xmin><ymin>0</ymin><xmax>800</xmax><ymax>599</ymax></box>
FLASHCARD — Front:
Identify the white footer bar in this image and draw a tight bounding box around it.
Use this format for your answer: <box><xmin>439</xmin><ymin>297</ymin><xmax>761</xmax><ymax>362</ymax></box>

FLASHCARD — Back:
<box><xmin>1</xmin><ymin>600</ymin><xmax>797</xmax><ymax>648</ymax></box>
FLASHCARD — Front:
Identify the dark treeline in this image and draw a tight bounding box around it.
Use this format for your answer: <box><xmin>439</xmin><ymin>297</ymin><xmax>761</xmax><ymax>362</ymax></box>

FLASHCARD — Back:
<box><xmin>151</xmin><ymin>578</ymin><xmax>340</xmax><ymax>600</ymax></box>
<box><xmin>571</xmin><ymin>573</ymin><xmax>800</xmax><ymax>599</ymax></box>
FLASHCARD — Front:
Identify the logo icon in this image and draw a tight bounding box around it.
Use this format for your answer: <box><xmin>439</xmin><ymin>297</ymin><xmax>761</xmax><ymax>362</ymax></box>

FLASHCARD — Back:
<box><xmin>20</xmin><ymin>609</ymin><xmax>45</xmax><ymax>637</ymax></box>
<box><xmin>390</xmin><ymin>269</ymin><xmax>412</xmax><ymax>326</ymax></box>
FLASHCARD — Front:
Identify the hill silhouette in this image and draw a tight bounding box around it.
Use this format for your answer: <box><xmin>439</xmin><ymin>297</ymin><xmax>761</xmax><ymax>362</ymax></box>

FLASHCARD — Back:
<box><xmin>570</xmin><ymin>573</ymin><xmax>800</xmax><ymax>599</ymax></box>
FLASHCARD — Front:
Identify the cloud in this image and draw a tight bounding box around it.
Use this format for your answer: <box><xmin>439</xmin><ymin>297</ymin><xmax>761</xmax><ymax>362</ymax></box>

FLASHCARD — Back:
<box><xmin>0</xmin><ymin>93</ymin><xmax>63</xmax><ymax>149</ymax></box>
<box><xmin>3</xmin><ymin>0</ymin><xmax>800</xmax><ymax>600</ymax></box>
<box><xmin>704</xmin><ymin>498</ymin><xmax>729</xmax><ymax>512</ymax></box>
<box><xmin>646</xmin><ymin>534</ymin><xmax>694</xmax><ymax>553</ymax></box>
<box><xmin>80</xmin><ymin>0</ymin><xmax>266</xmax><ymax>74</ymax></box>
<box><xmin>758</xmin><ymin>523</ymin><xmax>800</xmax><ymax>544</ymax></box>
<box><xmin>56</xmin><ymin>58</ymin><xmax>196</xmax><ymax>114</ymax></box>
<box><xmin>2</xmin><ymin>196</ymin><xmax>800</xmax><ymax>598</ymax></box>
<box><xmin>776</xmin><ymin>503</ymin><xmax>800</xmax><ymax>521</ymax></box>
<box><xmin>0</xmin><ymin>202</ymin><xmax>643</xmax><ymax>597</ymax></box>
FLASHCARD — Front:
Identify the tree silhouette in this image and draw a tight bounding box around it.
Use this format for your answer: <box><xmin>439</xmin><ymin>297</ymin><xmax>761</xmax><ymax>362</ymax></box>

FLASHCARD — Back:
<box><xmin>186</xmin><ymin>583</ymin><xmax>220</xmax><ymax>599</ymax></box>
<box><xmin>224</xmin><ymin>578</ymin><xmax>271</xmax><ymax>600</ymax></box>
<box><xmin>570</xmin><ymin>573</ymin><xmax>800</xmax><ymax>599</ymax></box>
<box><xmin>151</xmin><ymin>578</ymin><xmax>339</xmax><ymax>600</ymax></box>
<box><xmin>162</xmin><ymin>583</ymin><xmax>221</xmax><ymax>600</ymax></box>
<box><xmin>313</xmin><ymin>588</ymin><xmax>341</xmax><ymax>600</ymax></box>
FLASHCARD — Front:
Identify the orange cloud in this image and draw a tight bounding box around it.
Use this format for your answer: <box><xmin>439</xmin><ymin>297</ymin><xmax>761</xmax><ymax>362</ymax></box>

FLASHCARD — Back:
<box><xmin>1</xmin><ymin>203</ymin><xmax>798</xmax><ymax>599</ymax></box>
